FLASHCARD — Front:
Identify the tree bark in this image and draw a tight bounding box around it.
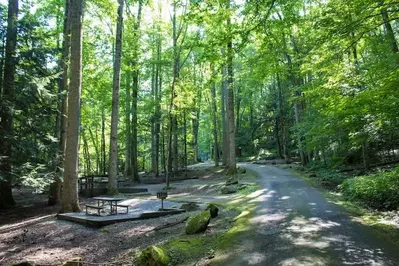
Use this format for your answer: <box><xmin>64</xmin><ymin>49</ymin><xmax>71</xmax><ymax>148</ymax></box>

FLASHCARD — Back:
<box><xmin>211</xmin><ymin>70</ymin><xmax>219</xmax><ymax>166</ymax></box>
<box><xmin>49</xmin><ymin>0</ymin><xmax>70</xmax><ymax>206</ymax></box>
<box><xmin>221</xmin><ymin>49</ymin><xmax>229</xmax><ymax>167</ymax></box>
<box><xmin>167</xmin><ymin>2</ymin><xmax>180</xmax><ymax>184</ymax></box>
<box><xmin>226</xmin><ymin>0</ymin><xmax>236</xmax><ymax>174</ymax></box>
<box><xmin>101</xmin><ymin>108</ymin><xmax>106</xmax><ymax>175</ymax></box>
<box><xmin>88</xmin><ymin>127</ymin><xmax>100</xmax><ymax>174</ymax></box>
<box><xmin>108</xmin><ymin>0</ymin><xmax>124</xmax><ymax>194</ymax></box>
<box><xmin>152</xmin><ymin>33</ymin><xmax>162</xmax><ymax>176</ymax></box>
<box><xmin>0</xmin><ymin>0</ymin><xmax>18</xmax><ymax>209</ymax></box>
<box><xmin>130</xmin><ymin>0</ymin><xmax>143</xmax><ymax>183</ymax></box>
<box><xmin>60</xmin><ymin>0</ymin><xmax>83</xmax><ymax>213</ymax></box>
<box><xmin>192</xmin><ymin>65</ymin><xmax>201</xmax><ymax>163</ymax></box>
<box><xmin>124</xmin><ymin>72</ymin><xmax>132</xmax><ymax>178</ymax></box>
<box><xmin>381</xmin><ymin>8</ymin><xmax>399</xmax><ymax>56</ymax></box>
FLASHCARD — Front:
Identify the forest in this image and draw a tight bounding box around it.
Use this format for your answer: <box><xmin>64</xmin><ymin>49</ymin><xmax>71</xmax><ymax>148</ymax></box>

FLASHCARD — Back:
<box><xmin>0</xmin><ymin>0</ymin><xmax>398</xmax><ymax>211</ymax></box>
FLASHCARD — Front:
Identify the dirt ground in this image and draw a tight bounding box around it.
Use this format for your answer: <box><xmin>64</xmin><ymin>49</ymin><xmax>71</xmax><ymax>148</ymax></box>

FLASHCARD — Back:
<box><xmin>0</xmin><ymin>165</ymin><xmax>242</xmax><ymax>265</ymax></box>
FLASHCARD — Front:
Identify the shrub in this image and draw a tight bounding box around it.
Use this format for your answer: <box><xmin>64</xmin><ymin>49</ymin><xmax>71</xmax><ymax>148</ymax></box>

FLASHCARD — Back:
<box><xmin>341</xmin><ymin>168</ymin><xmax>399</xmax><ymax>211</ymax></box>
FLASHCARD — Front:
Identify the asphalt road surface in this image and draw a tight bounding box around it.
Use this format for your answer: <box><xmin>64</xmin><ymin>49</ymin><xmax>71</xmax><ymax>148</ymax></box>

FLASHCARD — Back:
<box><xmin>217</xmin><ymin>164</ymin><xmax>399</xmax><ymax>266</ymax></box>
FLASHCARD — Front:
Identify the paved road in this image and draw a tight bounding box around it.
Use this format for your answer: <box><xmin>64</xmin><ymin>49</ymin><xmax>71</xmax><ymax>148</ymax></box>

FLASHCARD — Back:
<box><xmin>217</xmin><ymin>164</ymin><xmax>399</xmax><ymax>266</ymax></box>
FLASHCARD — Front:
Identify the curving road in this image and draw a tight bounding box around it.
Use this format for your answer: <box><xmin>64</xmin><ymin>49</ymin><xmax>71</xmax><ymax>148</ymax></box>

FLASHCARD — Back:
<box><xmin>216</xmin><ymin>164</ymin><xmax>399</xmax><ymax>266</ymax></box>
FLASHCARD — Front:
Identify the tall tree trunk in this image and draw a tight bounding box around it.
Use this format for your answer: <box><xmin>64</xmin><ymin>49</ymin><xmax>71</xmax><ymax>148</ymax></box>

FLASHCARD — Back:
<box><xmin>131</xmin><ymin>0</ymin><xmax>142</xmax><ymax>183</ymax></box>
<box><xmin>153</xmin><ymin>35</ymin><xmax>162</xmax><ymax>176</ymax></box>
<box><xmin>221</xmin><ymin>49</ymin><xmax>229</xmax><ymax>167</ymax></box>
<box><xmin>0</xmin><ymin>35</ymin><xmax>5</xmax><ymax>93</ymax></box>
<box><xmin>381</xmin><ymin>8</ymin><xmax>399</xmax><ymax>56</ymax></box>
<box><xmin>277</xmin><ymin>73</ymin><xmax>289</xmax><ymax>161</ymax></box>
<box><xmin>167</xmin><ymin>2</ymin><xmax>180</xmax><ymax>184</ymax></box>
<box><xmin>235</xmin><ymin>85</ymin><xmax>240</xmax><ymax>133</ymax></box>
<box><xmin>151</xmin><ymin>60</ymin><xmax>156</xmax><ymax>173</ymax></box>
<box><xmin>183</xmin><ymin>111</ymin><xmax>188</xmax><ymax>171</ymax></box>
<box><xmin>284</xmin><ymin>40</ymin><xmax>305</xmax><ymax>165</ymax></box>
<box><xmin>0</xmin><ymin>0</ymin><xmax>18</xmax><ymax>209</ymax></box>
<box><xmin>226</xmin><ymin>0</ymin><xmax>236</xmax><ymax>174</ymax></box>
<box><xmin>124</xmin><ymin>72</ymin><xmax>132</xmax><ymax>178</ymax></box>
<box><xmin>162</xmin><ymin>121</ymin><xmax>167</xmax><ymax>176</ymax></box>
<box><xmin>61</xmin><ymin>0</ymin><xmax>83</xmax><ymax>213</ymax></box>
<box><xmin>49</xmin><ymin>0</ymin><xmax>70</xmax><ymax>206</ymax></box>
<box><xmin>131</xmin><ymin>56</ymin><xmax>139</xmax><ymax>183</ymax></box>
<box><xmin>108</xmin><ymin>0</ymin><xmax>124</xmax><ymax>194</ymax></box>
<box><xmin>88</xmin><ymin>127</ymin><xmax>100</xmax><ymax>174</ymax></box>
<box><xmin>83</xmin><ymin>132</ymin><xmax>91</xmax><ymax>175</ymax></box>
<box><xmin>192</xmin><ymin>66</ymin><xmax>201</xmax><ymax>163</ymax></box>
<box><xmin>211</xmin><ymin>72</ymin><xmax>219</xmax><ymax>166</ymax></box>
<box><xmin>101</xmin><ymin>108</ymin><xmax>106</xmax><ymax>175</ymax></box>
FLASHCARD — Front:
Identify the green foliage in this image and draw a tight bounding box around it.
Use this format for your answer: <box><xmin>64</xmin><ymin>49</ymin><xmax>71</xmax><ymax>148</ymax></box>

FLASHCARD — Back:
<box><xmin>341</xmin><ymin>168</ymin><xmax>399</xmax><ymax>211</ymax></box>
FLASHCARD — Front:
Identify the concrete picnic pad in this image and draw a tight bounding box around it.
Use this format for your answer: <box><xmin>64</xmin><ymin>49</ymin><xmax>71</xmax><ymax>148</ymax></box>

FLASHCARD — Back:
<box><xmin>57</xmin><ymin>199</ymin><xmax>185</xmax><ymax>227</ymax></box>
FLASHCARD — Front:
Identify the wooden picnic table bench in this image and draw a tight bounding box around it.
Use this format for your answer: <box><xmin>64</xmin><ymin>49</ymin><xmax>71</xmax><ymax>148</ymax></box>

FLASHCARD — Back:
<box><xmin>85</xmin><ymin>197</ymin><xmax>128</xmax><ymax>215</ymax></box>
<box><xmin>85</xmin><ymin>204</ymin><xmax>104</xmax><ymax>216</ymax></box>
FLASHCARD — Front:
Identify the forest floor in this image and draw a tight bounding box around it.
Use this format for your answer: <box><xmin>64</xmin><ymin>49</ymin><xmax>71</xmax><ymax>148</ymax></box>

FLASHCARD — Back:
<box><xmin>3</xmin><ymin>163</ymin><xmax>399</xmax><ymax>265</ymax></box>
<box><xmin>0</xmin><ymin>164</ymin><xmax>258</xmax><ymax>265</ymax></box>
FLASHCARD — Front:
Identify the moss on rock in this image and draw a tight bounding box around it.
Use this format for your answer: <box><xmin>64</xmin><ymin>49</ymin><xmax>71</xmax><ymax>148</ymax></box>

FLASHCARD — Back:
<box><xmin>136</xmin><ymin>245</ymin><xmax>170</xmax><ymax>266</ymax></box>
<box><xmin>206</xmin><ymin>204</ymin><xmax>219</xmax><ymax>218</ymax></box>
<box><xmin>185</xmin><ymin>210</ymin><xmax>211</xmax><ymax>234</ymax></box>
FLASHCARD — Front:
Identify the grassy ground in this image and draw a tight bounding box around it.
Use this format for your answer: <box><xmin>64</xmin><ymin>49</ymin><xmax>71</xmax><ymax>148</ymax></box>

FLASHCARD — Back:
<box><xmin>279</xmin><ymin>164</ymin><xmax>399</xmax><ymax>245</ymax></box>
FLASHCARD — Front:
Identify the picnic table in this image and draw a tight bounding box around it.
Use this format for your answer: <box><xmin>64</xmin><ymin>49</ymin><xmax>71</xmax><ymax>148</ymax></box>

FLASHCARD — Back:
<box><xmin>85</xmin><ymin>197</ymin><xmax>128</xmax><ymax>216</ymax></box>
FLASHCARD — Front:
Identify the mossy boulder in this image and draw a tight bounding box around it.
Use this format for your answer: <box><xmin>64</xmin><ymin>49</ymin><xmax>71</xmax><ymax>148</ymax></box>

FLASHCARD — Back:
<box><xmin>180</xmin><ymin>202</ymin><xmax>200</xmax><ymax>212</ymax></box>
<box><xmin>185</xmin><ymin>210</ymin><xmax>211</xmax><ymax>234</ymax></box>
<box><xmin>206</xmin><ymin>204</ymin><xmax>219</xmax><ymax>218</ymax></box>
<box><xmin>221</xmin><ymin>185</ymin><xmax>237</xmax><ymax>194</ymax></box>
<box><xmin>136</xmin><ymin>245</ymin><xmax>170</xmax><ymax>266</ymax></box>
<box><xmin>60</xmin><ymin>257</ymin><xmax>83</xmax><ymax>266</ymax></box>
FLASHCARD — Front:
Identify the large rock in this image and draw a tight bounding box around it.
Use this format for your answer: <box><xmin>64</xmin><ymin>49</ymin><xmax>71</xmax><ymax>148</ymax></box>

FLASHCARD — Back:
<box><xmin>185</xmin><ymin>210</ymin><xmax>211</xmax><ymax>234</ymax></box>
<box><xmin>226</xmin><ymin>177</ymin><xmax>238</xmax><ymax>186</ymax></box>
<box><xmin>221</xmin><ymin>185</ymin><xmax>237</xmax><ymax>194</ymax></box>
<box><xmin>136</xmin><ymin>246</ymin><xmax>169</xmax><ymax>266</ymax></box>
<box><xmin>206</xmin><ymin>204</ymin><xmax>219</xmax><ymax>218</ymax></box>
<box><xmin>180</xmin><ymin>202</ymin><xmax>200</xmax><ymax>212</ymax></box>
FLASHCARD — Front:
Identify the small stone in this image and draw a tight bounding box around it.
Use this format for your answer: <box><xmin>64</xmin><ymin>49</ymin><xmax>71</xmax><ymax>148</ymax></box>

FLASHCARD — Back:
<box><xmin>221</xmin><ymin>185</ymin><xmax>237</xmax><ymax>194</ymax></box>
<box><xmin>237</xmin><ymin>184</ymin><xmax>248</xmax><ymax>190</ymax></box>
<box><xmin>206</xmin><ymin>204</ymin><xmax>219</xmax><ymax>218</ymax></box>
<box><xmin>180</xmin><ymin>202</ymin><xmax>200</xmax><ymax>212</ymax></box>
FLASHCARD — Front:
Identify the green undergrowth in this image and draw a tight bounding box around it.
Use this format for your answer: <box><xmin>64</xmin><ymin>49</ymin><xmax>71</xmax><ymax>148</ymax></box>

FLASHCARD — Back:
<box><xmin>341</xmin><ymin>167</ymin><xmax>399</xmax><ymax>211</ymax></box>
<box><xmin>283</xmin><ymin>165</ymin><xmax>399</xmax><ymax>245</ymax></box>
